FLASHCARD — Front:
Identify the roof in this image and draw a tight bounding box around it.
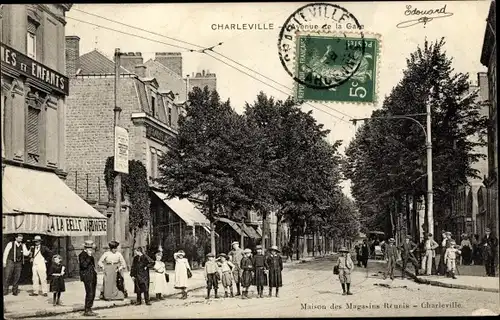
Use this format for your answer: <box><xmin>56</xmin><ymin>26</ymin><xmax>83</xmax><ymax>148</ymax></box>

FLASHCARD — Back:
<box><xmin>153</xmin><ymin>191</ymin><xmax>210</xmax><ymax>227</ymax></box>
<box><xmin>144</xmin><ymin>59</ymin><xmax>187</xmax><ymax>101</ymax></box>
<box><xmin>79</xmin><ymin>50</ymin><xmax>131</xmax><ymax>75</ymax></box>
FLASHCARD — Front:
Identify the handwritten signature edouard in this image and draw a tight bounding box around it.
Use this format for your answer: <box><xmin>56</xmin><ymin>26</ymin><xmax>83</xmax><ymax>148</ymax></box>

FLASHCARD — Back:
<box><xmin>396</xmin><ymin>4</ymin><xmax>454</xmax><ymax>28</ymax></box>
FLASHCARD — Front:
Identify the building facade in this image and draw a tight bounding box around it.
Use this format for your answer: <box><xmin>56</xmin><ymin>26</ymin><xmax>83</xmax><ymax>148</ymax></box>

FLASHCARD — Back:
<box><xmin>1</xmin><ymin>4</ymin><xmax>107</xmax><ymax>278</ymax></box>
<box><xmin>480</xmin><ymin>0</ymin><xmax>498</xmax><ymax>241</ymax></box>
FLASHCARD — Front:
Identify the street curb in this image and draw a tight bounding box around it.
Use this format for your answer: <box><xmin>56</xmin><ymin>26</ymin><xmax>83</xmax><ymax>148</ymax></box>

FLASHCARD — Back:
<box><xmin>396</xmin><ymin>262</ymin><xmax>499</xmax><ymax>293</ymax></box>
<box><xmin>5</xmin><ymin>284</ymin><xmax>207</xmax><ymax>319</ymax></box>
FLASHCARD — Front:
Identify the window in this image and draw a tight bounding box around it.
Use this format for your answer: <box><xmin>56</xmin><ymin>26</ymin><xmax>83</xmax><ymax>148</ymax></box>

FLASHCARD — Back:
<box><xmin>151</xmin><ymin>95</ymin><xmax>156</xmax><ymax>117</ymax></box>
<box><xmin>167</xmin><ymin>106</ymin><xmax>172</xmax><ymax>127</ymax></box>
<box><xmin>26</xmin><ymin>19</ymin><xmax>37</xmax><ymax>59</ymax></box>
<box><xmin>26</xmin><ymin>105</ymin><xmax>40</xmax><ymax>162</ymax></box>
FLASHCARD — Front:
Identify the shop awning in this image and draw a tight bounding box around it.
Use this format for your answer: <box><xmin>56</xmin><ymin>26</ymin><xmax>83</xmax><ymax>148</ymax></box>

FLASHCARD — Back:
<box><xmin>239</xmin><ymin>223</ymin><xmax>261</xmax><ymax>239</ymax></box>
<box><xmin>2</xmin><ymin>165</ymin><xmax>107</xmax><ymax>236</ymax></box>
<box><xmin>153</xmin><ymin>191</ymin><xmax>210</xmax><ymax>227</ymax></box>
<box><xmin>218</xmin><ymin>217</ymin><xmax>247</xmax><ymax>236</ymax></box>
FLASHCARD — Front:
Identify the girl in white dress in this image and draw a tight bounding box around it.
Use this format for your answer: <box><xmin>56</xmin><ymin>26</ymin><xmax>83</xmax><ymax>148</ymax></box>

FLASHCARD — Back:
<box><xmin>152</xmin><ymin>252</ymin><xmax>168</xmax><ymax>300</ymax></box>
<box><xmin>174</xmin><ymin>250</ymin><xmax>191</xmax><ymax>299</ymax></box>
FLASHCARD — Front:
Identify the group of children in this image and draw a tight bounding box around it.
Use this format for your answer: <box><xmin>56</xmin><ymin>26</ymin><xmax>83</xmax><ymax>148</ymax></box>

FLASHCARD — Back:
<box><xmin>204</xmin><ymin>245</ymin><xmax>283</xmax><ymax>300</ymax></box>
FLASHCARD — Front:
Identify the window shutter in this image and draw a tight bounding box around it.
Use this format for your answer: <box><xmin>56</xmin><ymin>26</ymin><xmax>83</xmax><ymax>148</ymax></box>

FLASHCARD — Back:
<box><xmin>27</xmin><ymin>106</ymin><xmax>40</xmax><ymax>155</ymax></box>
<box><xmin>27</xmin><ymin>20</ymin><xmax>37</xmax><ymax>34</ymax></box>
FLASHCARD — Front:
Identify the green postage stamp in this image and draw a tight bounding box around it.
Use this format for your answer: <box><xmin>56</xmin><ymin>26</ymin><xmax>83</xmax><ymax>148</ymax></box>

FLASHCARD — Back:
<box><xmin>294</xmin><ymin>32</ymin><xmax>381</xmax><ymax>104</ymax></box>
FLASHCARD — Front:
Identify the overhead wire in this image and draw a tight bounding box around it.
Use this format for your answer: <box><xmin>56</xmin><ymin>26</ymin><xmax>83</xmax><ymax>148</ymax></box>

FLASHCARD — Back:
<box><xmin>67</xmin><ymin>10</ymin><xmax>354</xmax><ymax>123</ymax></box>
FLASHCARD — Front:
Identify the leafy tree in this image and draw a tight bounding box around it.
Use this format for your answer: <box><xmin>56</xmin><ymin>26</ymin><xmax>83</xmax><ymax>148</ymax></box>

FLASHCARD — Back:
<box><xmin>157</xmin><ymin>86</ymin><xmax>251</xmax><ymax>254</ymax></box>
<box><xmin>344</xmin><ymin>38</ymin><xmax>488</xmax><ymax>235</ymax></box>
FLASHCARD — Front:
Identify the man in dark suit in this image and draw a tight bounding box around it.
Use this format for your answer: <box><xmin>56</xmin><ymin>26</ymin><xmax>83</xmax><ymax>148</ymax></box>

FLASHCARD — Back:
<box><xmin>481</xmin><ymin>228</ymin><xmax>498</xmax><ymax>277</ymax></box>
<box><xmin>399</xmin><ymin>235</ymin><xmax>419</xmax><ymax>278</ymax></box>
<box><xmin>28</xmin><ymin>235</ymin><xmax>53</xmax><ymax>296</ymax></box>
<box><xmin>79</xmin><ymin>240</ymin><xmax>98</xmax><ymax>316</ymax></box>
<box><xmin>360</xmin><ymin>240</ymin><xmax>369</xmax><ymax>268</ymax></box>
<box><xmin>384</xmin><ymin>238</ymin><xmax>399</xmax><ymax>280</ymax></box>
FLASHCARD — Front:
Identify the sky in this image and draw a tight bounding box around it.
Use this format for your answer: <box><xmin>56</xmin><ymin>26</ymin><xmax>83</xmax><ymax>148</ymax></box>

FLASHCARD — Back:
<box><xmin>65</xmin><ymin>1</ymin><xmax>491</xmax><ymax>197</ymax></box>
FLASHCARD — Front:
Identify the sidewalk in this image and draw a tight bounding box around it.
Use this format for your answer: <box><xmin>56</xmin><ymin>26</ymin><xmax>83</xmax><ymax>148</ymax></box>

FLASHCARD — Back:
<box><xmin>4</xmin><ymin>256</ymin><xmax>323</xmax><ymax>319</ymax></box>
<box><xmin>396</xmin><ymin>261</ymin><xmax>499</xmax><ymax>293</ymax></box>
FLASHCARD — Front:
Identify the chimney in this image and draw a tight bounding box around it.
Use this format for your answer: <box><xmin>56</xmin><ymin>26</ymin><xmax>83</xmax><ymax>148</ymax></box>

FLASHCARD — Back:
<box><xmin>135</xmin><ymin>64</ymin><xmax>147</xmax><ymax>78</ymax></box>
<box><xmin>119</xmin><ymin>52</ymin><xmax>143</xmax><ymax>73</ymax></box>
<box><xmin>477</xmin><ymin>72</ymin><xmax>489</xmax><ymax>102</ymax></box>
<box><xmin>202</xmin><ymin>70</ymin><xmax>205</xmax><ymax>77</ymax></box>
<box><xmin>65</xmin><ymin>36</ymin><xmax>80</xmax><ymax>76</ymax></box>
<box><xmin>155</xmin><ymin>52</ymin><xmax>182</xmax><ymax>77</ymax></box>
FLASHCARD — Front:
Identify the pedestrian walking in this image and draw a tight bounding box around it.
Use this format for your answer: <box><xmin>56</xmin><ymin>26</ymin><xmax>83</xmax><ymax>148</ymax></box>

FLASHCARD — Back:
<box><xmin>152</xmin><ymin>252</ymin><xmax>168</xmax><ymax>300</ymax></box>
<box><xmin>336</xmin><ymin>246</ymin><xmax>354</xmax><ymax>295</ymax></box>
<box><xmin>98</xmin><ymin>240</ymin><xmax>126</xmax><ymax>301</ymax></box>
<box><xmin>481</xmin><ymin>228</ymin><xmax>498</xmax><ymax>277</ymax></box>
<box><xmin>438</xmin><ymin>231</ymin><xmax>451</xmax><ymax>276</ymax></box>
<box><xmin>266</xmin><ymin>245</ymin><xmax>283</xmax><ymax>298</ymax></box>
<box><xmin>3</xmin><ymin>234</ymin><xmax>30</xmax><ymax>296</ymax></box>
<box><xmin>130</xmin><ymin>247</ymin><xmax>154</xmax><ymax>305</ymax></box>
<box><xmin>78</xmin><ymin>240</ymin><xmax>98</xmax><ymax>317</ymax></box>
<box><xmin>173</xmin><ymin>250</ymin><xmax>192</xmax><ymax>299</ymax></box>
<box><xmin>444</xmin><ymin>240</ymin><xmax>461</xmax><ymax>279</ymax></box>
<box><xmin>252</xmin><ymin>245</ymin><xmax>268</xmax><ymax>298</ymax></box>
<box><xmin>48</xmin><ymin>255</ymin><xmax>66</xmax><ymax>306</ymax></box>
<box><xmin>28</xmin><ymin>235</ymin><xmax>53</xmax><ymax>297</ymax></box>
<box><xmin>204</xmin><ymin>252</ymin><xmax>220</xmax><ymax>299</ymax></box>
<box><xmin>460</xmin><ymin>234</ymin><xmax>472</xmax><ymax>265</ymax></box>
<box><xmin>354</xmin><ymin>243</ymin><xmax>361</xmax><ymax>267</ymax></box>
<box><xmin>240</xmin><ymin>248</ymin><xmax>254</xmax><ymax>299</ymax></box>
<box><xmin>399</xmin><ymin>235</ymin><xmax>419</xmax><ymax>278</ymax></box>
<box><xmin>421</xmin><ymin>233</ymin><xmax>438</xmax><ymax>275</ymax></box>
<box><xmin>360</xmin><ymin>240</ymin><xmax>369</xmax><ymax>268</ymax></box>
<box><xmin>217</xmin><ymin>253</ymin><xmax>235</xmax><ymax>298</ymax></box>
<box><xmin>384</xmin><ymin>238</ymin><xmax>398</xmax><ymax>280</ymax></box>
<box><xmin>228</xmin><ymin>241</ymin><xmax>244</xmax><ymax>296</ymax></box>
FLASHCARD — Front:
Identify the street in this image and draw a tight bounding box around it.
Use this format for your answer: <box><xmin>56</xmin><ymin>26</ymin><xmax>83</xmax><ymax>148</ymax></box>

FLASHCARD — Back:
<box><xmin>40</xmin><ymin>257</ymin><xmax>500</xmax><ymax>318</ymax></box>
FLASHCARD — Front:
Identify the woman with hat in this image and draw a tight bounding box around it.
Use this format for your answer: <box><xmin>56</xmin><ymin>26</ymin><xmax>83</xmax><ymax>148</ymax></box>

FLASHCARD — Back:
<box><xmin>336</xmin><ymin>246</ymin><xmax>354</xmax><ymax>295</ymax></box>
<box><xmin>97</xmin><ymin>240</ymin><xmax>126</xmax><ymax>301</ymax></box>
<box><xmin>252</xmin><ymin>245</ymin><xmax>268</xmax><ymax>298</ymax></box>
<box><xmin>217</xmin><ymin>253</ymin><xmax>235</xmax><ymax>297</ymax></box>
<box><xmin>173</xmin><ymin>250</ymin><xmax>192</xmax><ymax>299</ymax></box>
<box><xmin>265</xmin><ymin>245</ymin><xmax>283</xmax><ymax>298</ymax></box>
<box><xmin>240</xmin><ymin>248</ymin><xmax>254</xmax><ymax>299</ymax></box>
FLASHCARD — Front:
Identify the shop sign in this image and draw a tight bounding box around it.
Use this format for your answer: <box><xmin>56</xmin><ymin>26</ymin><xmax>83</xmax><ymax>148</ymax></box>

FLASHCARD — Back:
<box><xmin>0</xmin><ymin>42</ymin><xmax>69</xmax><ymax>95</ymax></box>
<box><xmin>146</xmin><ymin>124</ymin><xmax>169</xmax><ymax>143</ymax></box>
<box><xmin>114</xmin><ymin>126</ymin><xmax>129</xmax><ymax>173</ymax></box>
<box><xmin>49</xmin><ymin>216</ymin><xmax>107</xmax><ymax>236</ymax></box>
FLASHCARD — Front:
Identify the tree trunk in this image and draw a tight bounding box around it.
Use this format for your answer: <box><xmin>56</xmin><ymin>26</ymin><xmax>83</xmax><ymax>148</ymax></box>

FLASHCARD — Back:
<box><xmin>302</xmin><ymin>221</ymin><xmax>308</xmax><ymax>258</ymax></box>
<box><xmin>131</xmin><ymin>229</ymin><xmax>137</xmax><ymax>267</ymax></box>
<box><xmin>295</xmin><ymin>228</ymin><xmax>300</xmax><ymax>260</ymax></box>
<box><xmin>208</xmin><ymin>194</ymin><xmax>216</xmax><ymax>255</ymax></box>
<box><xmin>261</xmin><ymin>211</ymin><xmax>268</xmax><ymax>253</ymax></box>
<box><xmin>276</xmin><ymin>213</ymin><xmax>282</xmax><ymax>249</ymax></box>
<box><xmin>312</xmin><ymin>231</ymin><xmax>316</xmax><ymax>257</ymax></box>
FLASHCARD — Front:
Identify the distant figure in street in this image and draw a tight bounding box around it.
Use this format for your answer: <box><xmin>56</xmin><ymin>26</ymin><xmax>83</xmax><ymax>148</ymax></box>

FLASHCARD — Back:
<box><xmin>336</xmin><ymin>246</ymin><xmax>354</xmax><ymax>295</ymax></box>
<box><xmin>48</xmin><ymin>255</ymin><xmax>66</xmax><ymax>306</ymax></box>
<box><xmin>252</xmin><ymin>245</ymin><xmax>268</xmax><ymax>298</ymax></box>
<box><xmin>399</xmin><ymin>235</ymin><xmax>419</xmax><ymax>278</ymax></box>
<box><xmin>3</xmin><ymin>234</ymin><xmax>30</xmax><ymax>296</ymax></box>
<box><xmin>29</xmin><ymin>235</ymin><xmax>53</xmax><ymax>297</ymax></box>
<box><xmin>384</xmin><ymin>238</ymin><xmax>398</xmax><ymax>280</ymax></box>
<box><xmin>266</xmin><ymin>245</ymin><xmax>283</xmax><ymax>298</ymax></box>
<box><xmin>152</xmin><ymin>252</ymin><xmax>168</xmax><ymax>300</ymax></box>
<box><xmin>98</xmin><ymin>240</ymin><xmax>126</xmax><ymax>301</ymax></box>
<box><xmin>204</xmin><ymin>252</ymin><xmax>220</xmax><ymax>299</ymax></box>
<box><xmin>472</xmin><ymin>234</ymin><xmax>482</xmax><ymax>265</ymax></box>
<box><xmin>79</xmin><ymin>240</ymin><xmax>98</xmax><ymax>317</ymax></box>
<box><xmin>421</xmin><ymin>233</ymin><xmax>438</xmax><ymax>275</ymax></box>
<box><xmin>173</xmin><ymin>250</ymin><xmax>192</xmax><ymax>299</ymax></box>
<box><xmin>481</xmin><ymin>228</ymin><xmax>499</xmax><ymax>277</ymax></box>
<box><xmin>444</xmin><ymin>240</ymin><xmax>461</xmax><ymax>279</ymax></box>
<box><xmin>228</xmin><ymin>241</ymin><xmax>244</xmax><ymax>296</ymax></box>
<box><xmin>217</xmin><ymin>253</ymin><xmax>235</xmax><ymax>297</ymax></box>
<box><xmin>354</xmin><ymin>244</ymin><xmax>361</xmax><ymax>267</ymax></box>
<box><xmin>460</xmin><ymin>234</ymin><xmax>472</xmax><ymax>265</ymax></box>
<box><xmin>131</xmin><ymin>247</ymin><xmax>154</xmax><ymax>305</ymax></box>
<box><xmin>240</xmin><ymin>248</ymin><xmax>254</xmax><ymax>299</ymax></box>
<box><xmin>360</xmin><ymin>240</ymin><xmax>369</xmax><ymax>268</ymax></box>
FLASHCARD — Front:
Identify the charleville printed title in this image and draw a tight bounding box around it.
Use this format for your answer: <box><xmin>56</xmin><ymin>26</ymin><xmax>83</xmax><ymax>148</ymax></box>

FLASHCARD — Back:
<box><xmin>301</xmin><ymin>301</ymin><xmax>463</xmax><ymax>311</ymax></box>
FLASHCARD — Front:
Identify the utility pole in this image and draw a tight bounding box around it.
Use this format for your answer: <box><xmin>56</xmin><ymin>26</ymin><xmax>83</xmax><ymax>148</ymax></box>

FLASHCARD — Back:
<box><xmin>426</xmin><ymin>97</ymin><xmax>434</xmax><ymax>236</ymax></box>
<box><xmin>113</xmin><ymin>48</ymin><xmax>122</xmax><ymax>243</ymax></box>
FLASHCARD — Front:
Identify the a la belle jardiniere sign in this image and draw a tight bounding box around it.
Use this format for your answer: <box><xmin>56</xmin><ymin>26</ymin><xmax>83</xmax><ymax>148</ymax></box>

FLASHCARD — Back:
<box><xmin>48</xmin><ymin>216</ymin><xmax>107</xmax><ymax>237</ymax></box>
<box><xmin>1</xmin><ymin>42</ymin><xmax>69</xmax><ymax>96</ymax></box>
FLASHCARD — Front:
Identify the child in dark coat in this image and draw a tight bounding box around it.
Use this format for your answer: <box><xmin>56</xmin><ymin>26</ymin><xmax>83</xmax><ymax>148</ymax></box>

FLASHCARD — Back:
<box><xmin>252</xmin><ymin>245</ymin><xmax>268</xmax><ymax>298</ymax></box>
<box><xmin>49</xmin><ymin>255</ymin><xmax>66</xmax><ymax>306</ymax></box>
<box><xmin>130</xmin><ymin>247</ymin><xmax>154</xmax><ymax>305</ymax></box>
<box><xmin>240</xmin><ymin>248</ymin><xmax>254</xmax><ymax>299</ymax></box>
<box><xmin>265</xmin><ymin>246</ymin><xmax>283</xmax><ymax>297</ymax></box>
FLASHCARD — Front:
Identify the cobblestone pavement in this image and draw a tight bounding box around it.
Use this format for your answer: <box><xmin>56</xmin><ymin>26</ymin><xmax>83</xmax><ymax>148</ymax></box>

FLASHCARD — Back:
<box><xmin>37</xmin><ymin>257</ymin><xmax>500</xmax><ymax>318</ymax></box>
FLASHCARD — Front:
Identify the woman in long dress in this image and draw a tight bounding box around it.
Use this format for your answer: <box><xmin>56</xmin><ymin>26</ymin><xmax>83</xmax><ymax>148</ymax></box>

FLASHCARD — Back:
<box><xmin>174</xmin><ymin>250</ymin><xmax>191</xmax><ymax>299</ymax></box>
<box><xmin>152</xmin><ymin>252</ymin><xmax>168</xmax><ymax>300</ymax></box>
<box><xmin>460</xmin><ymin>234</ymin><xmax>472</xmax><ymax>265</ymax></box>
<box><xmin>98</xmin><ymin>240</ymin><xmax>126</xmax><ymax>301</ymax></box>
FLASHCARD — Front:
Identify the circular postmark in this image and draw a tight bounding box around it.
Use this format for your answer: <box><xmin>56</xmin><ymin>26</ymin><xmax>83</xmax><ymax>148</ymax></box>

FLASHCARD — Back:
<box><xmin>278</xmin><ymin>3</ymin><xmax>365</xmax><ymax>90</ymax></box>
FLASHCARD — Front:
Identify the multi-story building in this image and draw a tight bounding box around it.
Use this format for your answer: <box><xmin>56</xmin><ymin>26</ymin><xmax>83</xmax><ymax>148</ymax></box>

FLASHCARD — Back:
<box><xmin>186</xmin><ymin>70</ymin><xmax>217</xmax><ymax>93</ymax></box>
<box><xmin>1</xmin><ymin>4</ymin><xmax>107</xmax><ymax>277</ymax></box>
<box><xmin>480</xmin><ymin>0</ymin><xmax>498</xmax><ymax>241</ymax></box>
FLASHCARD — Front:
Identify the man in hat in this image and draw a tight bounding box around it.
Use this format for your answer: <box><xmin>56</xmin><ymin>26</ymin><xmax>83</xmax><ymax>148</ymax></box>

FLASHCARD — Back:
<box><xmin>266</xmin><ymin>245</ymin><xmax>283</xmax><ymax>297</ymax></box>
<box><xmin>399</xmin><ymin>235</ymin><xmax>419</xmax><ymax>278</ymax></box>
<box><xmin>481</xmin><ymin>228</ymin><xmax>498</xmax><ymax>276</ymax></box>
<box><xmin>3</xmin><ymin>234</ymin><xmax>30</xmax><ymax>295</ymax></box>
<box><xmin>228</xmin><ymin>241</ymin><xmax>244</xmax><ymax>296</ymax></box>
<box><xmin>421</xmin><ymin>233</ymin><xmax>439</xmax><ymax>276</ymax></box>
<box><xmin>384</xmin><ymin>238</ymin><xmax>398</xmax><ymax>280</ymax></box>
<box><xmin>29</xmin><ymin>235</ymin><xmax>53</xmax><ymax>296</ymax></box>
<box><xmin>438</xmin><ymin>231</ymin><xmax>452</xmax><ymax>276</ymax></box>
<box><xmin>79</xmin><ymin>240</ymin><xmax>98</xmax><ymax>316</ymax></box>
<box><xmin>336</xmin><ymin>246</ymin><xmax>354</xmax><ymax>295</ymax></box>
